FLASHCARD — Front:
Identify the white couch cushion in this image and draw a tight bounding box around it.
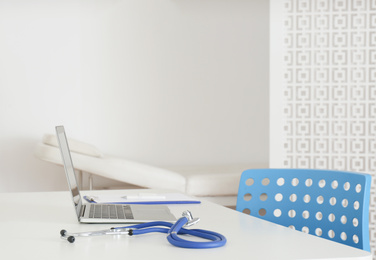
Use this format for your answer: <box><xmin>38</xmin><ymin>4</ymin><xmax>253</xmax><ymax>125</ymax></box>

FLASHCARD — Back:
<box><xmin>35</xmin><ymin>142</ymin><xmax>186</xmax><ymax>192</ymax></box>
<box><xmin>42</xmin><ymin>134</ymin><xmax>103</xmax><ymax>158</ymax></box>
<box><xmin>166</xmin><ymin>165</ymin><xmax>256</xmax><ymax>197</ymax></box>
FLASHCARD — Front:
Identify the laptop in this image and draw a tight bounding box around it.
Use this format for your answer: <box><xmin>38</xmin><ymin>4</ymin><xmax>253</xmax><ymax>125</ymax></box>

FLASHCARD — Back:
<box><xmin>55</xmin><ymin>125</ymin><xmax>177</xmax><ymax>223</ymax></box>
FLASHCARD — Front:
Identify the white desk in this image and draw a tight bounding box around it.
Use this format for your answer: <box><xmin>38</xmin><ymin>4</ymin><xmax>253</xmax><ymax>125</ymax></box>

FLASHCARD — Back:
<box><xmin>0</xmin><ymin>189</ymin><xmax>371</xmax><ymax>260</ymax></box>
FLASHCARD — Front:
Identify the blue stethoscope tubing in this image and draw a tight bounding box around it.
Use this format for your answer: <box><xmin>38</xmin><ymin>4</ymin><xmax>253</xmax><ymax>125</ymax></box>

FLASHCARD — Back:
<box><xmin>123</xmin><ymin>218</ymin><xmax>226</xmax><ymax>248</ymax></box>
<box><xmin>60</xmin><ymin>213</ymin><xmax>227</xmax><ymax>249</ymax></box>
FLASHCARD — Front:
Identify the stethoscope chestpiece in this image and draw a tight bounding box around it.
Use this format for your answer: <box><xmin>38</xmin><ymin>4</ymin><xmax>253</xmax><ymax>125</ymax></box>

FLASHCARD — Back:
<box><xmin>182</xmin><ymin>210</ymin><xmax>200</xmax><ymax>227</ymax></box>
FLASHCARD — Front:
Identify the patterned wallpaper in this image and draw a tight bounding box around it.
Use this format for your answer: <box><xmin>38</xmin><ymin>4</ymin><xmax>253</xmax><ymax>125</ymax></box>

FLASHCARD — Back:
<box><xmin>270</xmin><ymin>0</ymin><xmax>376</xmax><ymax>256</ymax></box>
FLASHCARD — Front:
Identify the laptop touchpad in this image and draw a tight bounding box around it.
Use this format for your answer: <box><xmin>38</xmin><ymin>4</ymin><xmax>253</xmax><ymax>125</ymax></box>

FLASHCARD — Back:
<box><xmin>131</xmin><ymin>205</ymin><xmax>176</xmax><ymax>221</ymax></box>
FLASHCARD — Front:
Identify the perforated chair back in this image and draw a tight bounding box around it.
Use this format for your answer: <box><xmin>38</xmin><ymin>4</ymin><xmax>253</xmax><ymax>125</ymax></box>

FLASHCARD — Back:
<box><xmin>236</xmin><ymin>169</ymin><xmax>371</xmax><ymax>251</ymax></box>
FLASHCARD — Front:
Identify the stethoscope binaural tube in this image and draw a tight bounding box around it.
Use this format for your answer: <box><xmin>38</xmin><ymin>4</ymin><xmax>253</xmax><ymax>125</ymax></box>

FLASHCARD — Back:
<box><xmin>60</xmin><ymin>210</ymin><xmax>226</xmax><ymax>249</ymax></box>
<box><xmin>60</xmin><ymin>227</ymin><xmax>130</xmax><ymax>243</ymax></box>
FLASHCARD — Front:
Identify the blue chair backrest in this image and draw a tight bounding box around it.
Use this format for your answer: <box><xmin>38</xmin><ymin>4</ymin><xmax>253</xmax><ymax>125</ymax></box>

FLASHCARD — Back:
<box><xmin>236</xmin><ymin>169</ymin><xmax>371</xmax><ymax>251</ymax></box>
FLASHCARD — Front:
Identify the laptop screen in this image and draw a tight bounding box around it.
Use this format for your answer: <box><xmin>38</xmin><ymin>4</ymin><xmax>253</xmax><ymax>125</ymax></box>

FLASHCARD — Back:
<box><xmin>56</xmin><ymin>126</ymin><xmax>82</xmax><ymax>219</ymax></box>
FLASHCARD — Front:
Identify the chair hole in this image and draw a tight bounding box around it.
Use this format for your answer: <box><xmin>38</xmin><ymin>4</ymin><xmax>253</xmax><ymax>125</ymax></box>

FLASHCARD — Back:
<box><xmin>290</xmin><ymin>194</ymin><xmax>297</xmax><ymax>202</ymax></box>
<box><xmin>354</xmin><ymin>201</ymin><xmax>359</xmax><ymax>210</ymax></box>
<box><xmin>331</xmin><ymin>180</ymin><xmax>338</xmax><ymax>189</ymax></box>
<box><xmin>344</xmin><ymin>182</ymin><xmax>350</xmax><ymax>191</ymax></box>
<box><xmin>288</xmin><ymin>209</ymin><xmax>296</xmax><ymax>218</ymax></box>
<box><xmin>245</xmin><ymin>178</ymin><xmax>254</xmax><ymax>186</ymax></box>
<box><xmin>341</xmin><ymin>232</ymin><xmax>347</xmax><ymax>241</ymax></box>
<box><xmin>277</xmin><ymin>178</ymin><xmax>285</xmax><ymax>186</ymax></box>
<box><xmin>303</xmin><ymin>194</ymin><xmax>311</xmax><ymax>203</ymax></box>
<box><xmin>342</xmin><ymin>199</ymin><xmax>348</xmax><ymax>208</ymax></box>
<box><xmin>316</xmin><ymin>212</ymin><xmax>323</xmax><ymax>221</ymax></box>
<box><xmin>275</xmin><ymin>193</ymin><xmax>283</xmax><ymax>202</ymax></box>
<box><xmin>292</xmin><ymin>178</ymin><xmax>299</xmax><ymax>186</ymax></box>
<box><xmin>302</xmin><ymin>210</ymin><xmax>310</xmax><ymax>219</ymax></box>
<box><xmin>341</xmin><ymin>215</ymin><xmax>347</xmax><ymax>224</ymax></box>
<box><xmin>274</xmin><ymin>209</ymin><xmax>282</xmax><ymax>217</ymax></box>
<box><xmin>242</xmin><ymin>208</ymin><xmax>251</xmax><ymax>214</ymax></box>
<box><xmin>319</xmin><ymin>179</ymin><xmax>326</xmax><ymax>188</ymax></box>
<box><xmin>315</xmin><ymin>228</ymin><xmax>322</xmax><ymax>236</ymax></box>
<box><xmin>305</xmin><ymin>178</ymin><xmax>313</xmax><ymax>187</ymax></box>
<box><xmin>328</xmin><ymin>213</ymin><xmax>335</xmax><ymax>222</ymax></box>
<box><xmin>316</xmin><ymin>195</ymin><xmax>324</xmax><ymax>204</ymax></box>
<box><xmin>355</xmin><ymin>184</ymin><xmax>362</xmax><ymax>193</ymax></box>
<box><xmin>328</xmin><ymin>230</ymin><xmax>335</xmax><ymax>239</ymax></box>
<box><xmin>289</xmin><ymin>225</ymin><xmax>295</xmax><ymax>230</ymax></box>
<box><xmin>262</xmin><ymin>178</ymin><xmax>270</xmax><ymax>186</ymax></box>
<box><xmin>353</xmin><ymin>218</ymin><xmax>359</xmax><ymax>227</ymax></box>
<box><xmin>353</xmin><ymin>235</ymin><xmax>359</xmax><ymax>244</ymax></box>
<box><xmin>259</xmin><ymin>208</ymin><xmax>266</xmax><ymax>216</ymax></box>
<box><xmin>244</xmin><ymin>193</ymin><xmax>252</xmax><ymax>201</ymax></box>
<box><xmin>260</xmin><ymin>193</ymin><xmax>268</xmax><ymax>201</ymax></box>
<box><xmin>329</xmin><ymin>197</ymin><xmax>336</xmax><ymax>206</ymax></box>
<box><xmin>302</xmin><ymin>226</ymin><xmax>309</xmax><ymax>233</ymax></box>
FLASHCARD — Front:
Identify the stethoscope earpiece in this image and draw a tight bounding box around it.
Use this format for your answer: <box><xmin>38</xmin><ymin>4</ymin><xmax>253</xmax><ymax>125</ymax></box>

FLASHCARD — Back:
<box><xmin>60</xmin><ymin>229</ymin><xmax>76</xmax><ymax>243</ymax></box>
<box><xmin>67</xmin><ymin>236</ymin><xmax>75</xmax><ymax>243</ymax></box>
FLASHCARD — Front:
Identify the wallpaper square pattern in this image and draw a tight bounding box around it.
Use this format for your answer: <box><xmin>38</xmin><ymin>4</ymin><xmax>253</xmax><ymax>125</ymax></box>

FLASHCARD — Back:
<box><xmin>272</xmin><ymin>0</ymin><xmax>376</xmax><ymax>256</ymax></box>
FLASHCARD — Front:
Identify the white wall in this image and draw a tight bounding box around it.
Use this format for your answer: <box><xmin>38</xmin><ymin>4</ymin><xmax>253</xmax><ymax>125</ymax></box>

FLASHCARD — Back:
<box><xmin>0</xmin><ymin>0</ymin><xmax>269</xmax><ymax>192</ymax></box>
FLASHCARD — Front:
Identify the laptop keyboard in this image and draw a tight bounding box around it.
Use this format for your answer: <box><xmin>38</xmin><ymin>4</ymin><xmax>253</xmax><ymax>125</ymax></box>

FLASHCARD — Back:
<box><xmin>88</xmin><ymin>204</ymin><xmax>134</xmax><ymax>219</ymax></box>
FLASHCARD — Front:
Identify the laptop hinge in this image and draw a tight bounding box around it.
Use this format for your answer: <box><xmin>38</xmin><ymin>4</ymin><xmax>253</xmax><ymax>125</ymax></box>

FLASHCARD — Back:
<box><xmin>80</xmin><ymin>205</ymin><xmax>86</xmax><ymax>218</ymax></box>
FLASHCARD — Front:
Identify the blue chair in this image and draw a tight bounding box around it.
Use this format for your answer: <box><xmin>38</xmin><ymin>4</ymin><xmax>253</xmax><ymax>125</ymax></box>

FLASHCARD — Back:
<box><xmin>236</xmin><ymin>169</ymin><xmax>371</xmax><ymax>251</ymax></box>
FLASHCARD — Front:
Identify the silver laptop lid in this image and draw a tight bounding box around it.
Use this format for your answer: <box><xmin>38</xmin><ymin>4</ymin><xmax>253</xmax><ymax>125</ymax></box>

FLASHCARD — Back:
<box><xmin>56</xmin><ymin>125</ymin><xmax>83</xmax><ymax>220</ymax></box>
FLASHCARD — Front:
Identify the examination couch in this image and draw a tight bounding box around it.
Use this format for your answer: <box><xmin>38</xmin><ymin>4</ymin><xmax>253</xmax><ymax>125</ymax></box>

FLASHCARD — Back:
<box><xmin>35</xmin><ymin>134</ymin><xmax>259</xmax><ymax>207</ymax></box>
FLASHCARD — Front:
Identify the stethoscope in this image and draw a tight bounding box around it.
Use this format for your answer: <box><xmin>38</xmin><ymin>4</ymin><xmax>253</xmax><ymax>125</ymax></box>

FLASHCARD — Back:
<box><xmin>60</xmin><ymin>210</ymin><xmax>226</xmax><ymax>249</ymax></box>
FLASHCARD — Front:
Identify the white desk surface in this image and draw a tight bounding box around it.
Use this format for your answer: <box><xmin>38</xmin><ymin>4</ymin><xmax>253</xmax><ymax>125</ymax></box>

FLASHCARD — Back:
<box><xmin>0</xmin><ymin>189</ymin><xmax>371</xmax><ymax>260</ymax></box>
